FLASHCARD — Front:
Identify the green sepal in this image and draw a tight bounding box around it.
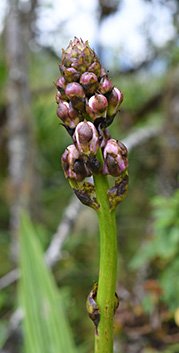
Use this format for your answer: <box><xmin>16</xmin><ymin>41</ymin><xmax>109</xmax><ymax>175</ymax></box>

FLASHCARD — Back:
<box><xmin>107</xmin><ymin>171</ymin><xmax>129</xmax><ymax>211</ymax></box>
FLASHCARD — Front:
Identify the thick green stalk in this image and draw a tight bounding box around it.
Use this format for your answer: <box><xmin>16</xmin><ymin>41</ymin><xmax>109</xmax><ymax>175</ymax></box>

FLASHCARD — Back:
<box><xmin>93</xmin><ymin>152</ymin><xmax>117</xmax><ymax>353</ymax></box>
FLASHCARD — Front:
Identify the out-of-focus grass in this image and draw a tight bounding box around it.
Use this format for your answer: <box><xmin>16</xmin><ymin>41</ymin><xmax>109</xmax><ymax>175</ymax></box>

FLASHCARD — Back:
<box><xmin>19</xmin><ymin>211</ymin><xmax>77</xmax><ymax>353</ymax></box>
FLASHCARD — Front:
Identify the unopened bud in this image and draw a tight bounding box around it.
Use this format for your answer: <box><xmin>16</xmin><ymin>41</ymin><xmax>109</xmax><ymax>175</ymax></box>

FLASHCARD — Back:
<box><xmin>56</xmin><ymin>76</ymin><xmax>68</xmax><ymax>100</ymax></box>
<box><xmin>107</xmin><ymin>87</ymin><xmax>123</xmax><ymax>117</ymax></box>
<box><xmin>61</xmin><ymin>37</ymin><xmax>86</xmax><ymax>67</ymax></box>
<box><xmin>61</xmin><ymin>144</ymin><xmax>91</xmax><ymax>181</ymax></box>
<box><xmin>73</xmin><ymin>121</ymin><xmax>99</xmax><ymax>156</ymax></box>
<box><xmin>59</xmin><ymin>65</ymin><xmax>81</xmax><ymax>82</ymax></box>
<box><xmin>65</xmin><ymin>82</ymin><xmax>85</xmax><ymax>112</ymax></box>
<box><xmin>99</xmin><ymin>77</ymin><xmax>113</xmax><ymax>95</ymax></box>
<box><xmin>57</xmin><ymin>101</ymin><xmax>80</xmax><ymax>128</ymax></box>
<box><xmin>80</xmin><ymin>72</ymin><xmax>99</xmax><ymax>96</ymax></box>
<box><xmin>65</xmin><ymin>82</ymin><xmax>85</xmax><ymax>99</ymax></box>
<box><xmin>103</xmin><ymin>139</ymin><xmax>128</xmax><ymax>177</ymax></box>
<box><xmin>56</xmin><ymin>76</ymin><xmax>66</xmax><ymax>89</ymax></box>
<box><xmin>71</xmin><ymin>56</ymin><xmax>88</xmax><ymax>74</ymax></box>
<box><xmin>88</xmin><ymin>58</ymin><xmax>101</xmax><ymax>78</ymax></box>
<box><xmin>82</xmin><ymin>43</ymin><xmax>95</xmax><ymax>64</ymax></box>
<box><xmin>88</xmin><ymin>93</ymin><xmax>108</xmax><ymax>119</ymax></box>
<box><xmin>57</xmin><ymin>101</ymin><xmax>69</xmax><ymax>122</ymax></box>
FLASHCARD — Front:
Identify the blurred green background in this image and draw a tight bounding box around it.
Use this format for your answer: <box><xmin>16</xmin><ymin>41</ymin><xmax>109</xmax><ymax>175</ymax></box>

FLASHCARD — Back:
<box><xmin>0</xmin><ymin>0</ymin><xmax>179</xmax><ymax>352</ymax></box>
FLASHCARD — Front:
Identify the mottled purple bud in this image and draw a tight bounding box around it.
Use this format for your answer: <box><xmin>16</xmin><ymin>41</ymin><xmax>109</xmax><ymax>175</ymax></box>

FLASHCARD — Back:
<box><xmin>88</xmin><ymin>58</ymin><xmax>101</xmax><ymax>78</ymax></box>
<box><xmin>107</xmin><ymin>87</ymin><xmax>123</xmax><ymax>117</ymax></box>
<box><xmin>80</xmin><ymin>72</ymin><xmax>99</xmax><ymax>95</ymax></box>
<box><xmin>88</xmin><ymin>93</ymin><xmax>108</xmax><ymax>118</ymax></box>
<box><xmin>103</xmin><ymin>139</ymin><xmax>128</xmax><ymax>176</ymax></box>
<box><xmin>99</xmin><ymin>76</ymin><xmax>113</xmax><ymax>95</ymax></box>
<box><xmin>59</xmin><ymin>65</ymin><xmax>80</xmax><ymax>82</ymax></box>
<box><xmin>56</xmin><ymin>76</ymin><xmax>67</xmax><ymax>89</ymax></box>
<box><xmin>65</xmin><ymin>82</ymin><xmax>86</xmax><ymax>112</ymax></box>
<box><xmin>61</xmin><ymin>37</ymin><xmax>86</xmax><ymax>67</ymax></box>
<box><xmin>57</xmin><ymin>101</ymin><xmax>80</xmax><ymax>128</ymax></box>
<box><xmin>82</xmin><ymin>43</ymin><xmax>95</xmax><ymax>64</ymax></box>
<box><xmin>56</xmin><ymin>76</ymin><xmax>68</xmax><ymax>100</ymax></box>
<box><xmin>61</xmin><ymin>144</ymin><xmax>91</xmax><ymax>181</ymax></box>
<box><xmin>65</xmin><ymin>82</ymin><xmax>85</xmax><ymax>100</ymax></box>
<box><xmin>73</xmin><ymin>120</ymin><xmax>99</xmax><ymax>156</ymax></box>
<box><xmin>70</xmin><ymin>40</ymin><xmax>95</xmax><ymax>73</ymax></box>
<box><xmin>57</xmin><ymin>101</ymin><xmax>69</xmax><ymax>122</ymax></box>
<box><xmin>71</xmin><ymin>56</ymin><xmax>89</xmax><ymax>74</ymax></box>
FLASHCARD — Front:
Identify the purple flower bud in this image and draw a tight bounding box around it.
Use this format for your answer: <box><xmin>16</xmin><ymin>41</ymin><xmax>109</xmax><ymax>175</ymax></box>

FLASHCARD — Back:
<box><xmin>80</xmin><ymin>72</ymin><xmax>99</xmax><ymax>95</ymax></box>
<box><xmin>59</xmin><ymin>65</ymin><xmax>81</xmax><ymax>82</ymax></box>
<box><xmin>82</xmin><ymin>43</ymin><xmax>95</xmax><ymax>64</ymax></box>
<box><xmin>56</xmin><ymin>76</ymin><xmax>66</xmax><ymax>89</ymax></box>
<box><xmin>103</xmin><ymin>139</ymin><xmax>128</xmax><ymax>177</ymax></box>
<box><xmin>88</xmin><ymin>58</ymin><xmax>101</xmax><ymax>78</ymax></box>
<box><xmin>65</xmin><ymin>82</ymin><xmax>85</xmax><ymax>100</ymax></box>
<box><xmin>65</xmin><ymin>82</ymin><xmax>86</xmax><ymax>112</ymax></box>
<box><xmin>61</xmin><ymin>144</ymin><xmax>91</xmax><ymax>181</ymax></box>
<box><xmin>61</xmin><ymin>37</ymin><xmax>86</xmax><ymax>67</ymax></box>
<box><xmin>107</xmin><ymin>87</ymin><xmax>123</xmax><ymax>117</ymax></box>
<box><xmin>99</xmin><ymin>77</ymin><xmax>113</xmax><ymax>95</ymax></box>
<box><xmin>73</xmin><ymin>121</ymin><xmax>99</xmax><ymax>156</ymax></box>
<box><xmin>71</xmin><ymin>56</ymin><xmax>89</xmax><ymax>74</ymax></box>
<box><xmin>56</xmin><ymin>76</ymin><xmax>68</xmax><ymax>100</ymax></box>
<box><xmin>63</xmin><ymin>38</ymin><xmax>95</xmax><ymax>68</ymax></box>
<box><xmin>88</xmin><ymin>93</ymin><xmax>108</xmax><ymax>118</ymax></box>
<box><xmin>57</xmin><ymin>101</ymin><xmax>80</xmax><ymax>128</ymax></box>
<box><xmin>57</xmin><ymin>101</ymin><xmax>69</xmax><ymax>122</ymax></box>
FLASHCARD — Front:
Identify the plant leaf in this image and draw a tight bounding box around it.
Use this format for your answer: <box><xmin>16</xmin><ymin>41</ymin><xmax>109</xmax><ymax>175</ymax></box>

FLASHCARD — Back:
<box><xmin>19</xmin><ymin>211</ymin><xmax>77</xmax><ymax>353</ymax></box>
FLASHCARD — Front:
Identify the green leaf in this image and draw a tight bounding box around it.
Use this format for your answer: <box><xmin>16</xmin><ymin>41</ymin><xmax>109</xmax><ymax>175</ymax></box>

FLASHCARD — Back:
<box><xmin>19</xmin><ymin>211</ymin><xmax>77</xmax><ymax>353</ymax></box>
<box><xmin>160</xmin><ymin>258</ymin><xmax>179</xmax><ymax>311</ymax></box>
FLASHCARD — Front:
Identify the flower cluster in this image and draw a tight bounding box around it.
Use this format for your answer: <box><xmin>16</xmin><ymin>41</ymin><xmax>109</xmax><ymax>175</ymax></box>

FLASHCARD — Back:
<box><xmin>55</xmin><ymin>37</ymin><xmax>128</xmax><ymax>184</ymax></box>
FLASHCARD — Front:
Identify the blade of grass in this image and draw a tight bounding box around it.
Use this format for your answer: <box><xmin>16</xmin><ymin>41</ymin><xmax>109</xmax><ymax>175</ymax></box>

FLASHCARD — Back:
<box><xmin>19</xmin><ymin>211</ymin><xmax>76</xmax><ymax>353</ymax></box>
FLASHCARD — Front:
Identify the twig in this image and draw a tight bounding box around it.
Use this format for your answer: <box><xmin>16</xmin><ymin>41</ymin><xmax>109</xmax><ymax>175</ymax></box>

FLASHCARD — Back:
<box><xmin>0</xmin><ymin>269</ymin><xmax>19</xmax><ymax>291</ymax></box>
<box><xmin>45</xmin><ymin>195</ymin><xmax>82</xmax><ymax>267</ymax></box>
<box><xmin>121</xmin><ymin>125</ymin><xmax>162</xmax><ymax>152</ymax></box>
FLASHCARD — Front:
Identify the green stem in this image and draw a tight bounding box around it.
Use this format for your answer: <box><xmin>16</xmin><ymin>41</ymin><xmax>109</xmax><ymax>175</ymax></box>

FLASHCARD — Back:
<box><xmin>93</xmin><ymin>151</ymin><xmax>117</xmax><ymax>353</ymax></box>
